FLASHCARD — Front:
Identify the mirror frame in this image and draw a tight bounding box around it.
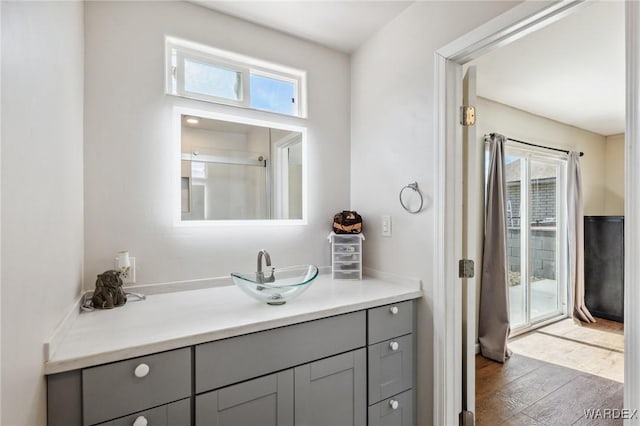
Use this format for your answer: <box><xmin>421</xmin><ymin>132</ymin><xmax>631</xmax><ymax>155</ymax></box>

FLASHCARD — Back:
<box><xmin>173</xmin><ymin>106</ymin><xmax>308</xmax><ymax>226</ymax></box>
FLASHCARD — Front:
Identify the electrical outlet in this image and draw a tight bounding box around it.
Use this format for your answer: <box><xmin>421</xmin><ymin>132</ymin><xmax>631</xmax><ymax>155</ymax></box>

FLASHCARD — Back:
<box><xmin>114</xmin><ymin>256</ymin><xmax>136</xmax><ymax>284</ymax></box>
<box><xmin>382</xmin><ymin>215</ymin><xmax>392</xmax><ymax>237</ymax></box>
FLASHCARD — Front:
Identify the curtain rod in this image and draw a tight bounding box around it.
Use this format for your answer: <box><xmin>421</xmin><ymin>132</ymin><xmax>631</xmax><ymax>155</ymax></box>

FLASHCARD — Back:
<box><xmin>489</xmin><ymin>133</ymin><xmax>584</xmax><ymax>157</ymax></box>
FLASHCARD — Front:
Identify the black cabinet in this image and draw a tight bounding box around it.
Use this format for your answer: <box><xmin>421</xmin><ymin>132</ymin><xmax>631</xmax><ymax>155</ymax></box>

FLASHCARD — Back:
<box><xmin>584</xmin><ymin>216</ymin><xmax>624</xmax><ymax>322</ymax></box>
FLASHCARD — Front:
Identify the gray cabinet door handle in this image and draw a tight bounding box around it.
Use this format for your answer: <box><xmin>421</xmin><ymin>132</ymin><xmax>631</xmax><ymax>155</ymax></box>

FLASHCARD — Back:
<box><xmin>389</xmin><ymin>399</ymin><xmax>399</xmax><ymax>410</ymax></box>
<box><xmin>389</xmin><ymin>341</ymin><xmax>399</xmax><ymax>351</ymax></box>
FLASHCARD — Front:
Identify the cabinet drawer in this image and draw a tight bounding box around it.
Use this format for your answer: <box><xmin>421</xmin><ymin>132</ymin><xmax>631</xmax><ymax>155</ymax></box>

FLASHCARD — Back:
<box><xmin>333</xmin><ymin>261</ymin><xmax>360</xmax><ymax>271</ymax></box>
<box><xmin>368</xmin><ymin>334</ymin><xmax>413</xmax><ymax>404</ymax></box>
<box><xmin>333</xmin><ymin>252</ymin><xmax>360</xmax><ymax>262</ymax></box>
<box><xmin>368</xmin><ymin>301</ymin><xmax>414</xmax><ymax>344</ymax></box>
<box><xmin>196</xmin><ymin>311</ymin><xmax>366</xmax><ymax>393</ymax></box>
<box><xmin>83</xmin><ymin>348</ymin><xmax>191</xmax><ymax>426</ymax></box>
<box><xmin>333</xmin><ymin>270</ymin><xmax>361</xmax><ymax>280</ymax></box>
<box><xmin>367</xmin><ymin>390</ymin><xmax>413</xmax><ymax>426</ymax></box>
<box><xmin>334</xmin><ymin>244</ymin><xmax>360</xmax><ymax>254</ymax></box>
<box><xmin>333</xmin><ymin>235</ymin><xmax>362</xmax><ymax>244</ymax></box>
<box><xmin>95</xmin><ymin>398</ymin><xmax>190</xmax><ymax>426</ymax></box>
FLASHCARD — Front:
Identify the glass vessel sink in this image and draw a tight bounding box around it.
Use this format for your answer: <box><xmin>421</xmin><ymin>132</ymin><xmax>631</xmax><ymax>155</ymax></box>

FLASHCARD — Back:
<box><xmin>231</xmin><ymin>265</ymin><xmax>319</xmax><ymax>305</ymax></box>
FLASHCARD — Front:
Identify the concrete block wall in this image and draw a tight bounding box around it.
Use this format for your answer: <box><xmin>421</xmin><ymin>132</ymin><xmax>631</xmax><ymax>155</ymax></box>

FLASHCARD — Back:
<box><xmin>507</xmin><ymin>228</ymin><xmax>557</xmax><ymax>281</ymax></box>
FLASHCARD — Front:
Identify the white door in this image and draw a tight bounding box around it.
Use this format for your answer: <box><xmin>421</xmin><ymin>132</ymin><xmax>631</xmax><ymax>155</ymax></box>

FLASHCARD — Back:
<box><xmin>461</xmin><ymin>65</ymin><xmax>478</xmax><ymax>421</ymax></box>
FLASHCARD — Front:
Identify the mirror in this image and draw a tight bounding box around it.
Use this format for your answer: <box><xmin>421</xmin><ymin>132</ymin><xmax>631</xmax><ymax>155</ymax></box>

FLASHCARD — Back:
<box><xmin>179</xmin><ymin>112</ymin><xmax>305</xmax><ymax>222</ymax></box>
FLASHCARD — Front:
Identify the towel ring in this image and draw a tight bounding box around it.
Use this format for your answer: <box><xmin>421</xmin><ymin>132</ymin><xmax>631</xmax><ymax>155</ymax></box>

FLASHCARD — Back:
<box><xmin>399</xmin><ymin>182</ymin><xmax>423</xmax><ymax>214</ymax></box>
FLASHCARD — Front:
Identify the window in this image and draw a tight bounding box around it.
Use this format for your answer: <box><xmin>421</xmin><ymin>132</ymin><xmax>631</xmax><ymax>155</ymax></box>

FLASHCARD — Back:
<box><xmin>184</xmin><ymin>59</ymin><xmax>242</xmax><ymax>102</ymax></box>
<box><xmin>166</xmin><ymin>37</ymin><xmax>306</xmax><ymax>118</ymax></box>
<box><xmin>250</xmin><ymin>72</ymin><xmax>297</xmax><ymax>116</ymax></box>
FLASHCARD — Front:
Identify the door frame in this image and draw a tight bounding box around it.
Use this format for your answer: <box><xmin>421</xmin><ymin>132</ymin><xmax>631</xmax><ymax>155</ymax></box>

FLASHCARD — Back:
<box><xmin>432</xmin><ymin>1</ymin><xmax>640</xmax><ymax>425</ymax></box>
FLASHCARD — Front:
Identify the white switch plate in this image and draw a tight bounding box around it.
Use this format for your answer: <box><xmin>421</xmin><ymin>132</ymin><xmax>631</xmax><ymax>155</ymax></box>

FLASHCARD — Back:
<box><xmin>382</xmin><ymin>215</ymin><xmax>392</xmax><ymax>237</ymax></box>
<box><xmin>114</xmin><ymin>256</ymin><xmax>136</xmax><ymax>284</ymax></box>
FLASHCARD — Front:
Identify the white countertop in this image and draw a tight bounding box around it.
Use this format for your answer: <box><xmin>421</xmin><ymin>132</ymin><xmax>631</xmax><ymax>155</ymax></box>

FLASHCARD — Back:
<box><xmin>45</xmin><ymin>273</ymin><xmax>422</xmax><ymax>375</ymax></box>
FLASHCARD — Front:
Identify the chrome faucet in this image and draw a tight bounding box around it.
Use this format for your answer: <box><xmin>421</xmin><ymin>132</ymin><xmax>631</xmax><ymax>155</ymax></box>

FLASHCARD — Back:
<box><xmin>256</xmin><ymin>249</ymin><xmax>275</xmax><ymax>284</ymax></box>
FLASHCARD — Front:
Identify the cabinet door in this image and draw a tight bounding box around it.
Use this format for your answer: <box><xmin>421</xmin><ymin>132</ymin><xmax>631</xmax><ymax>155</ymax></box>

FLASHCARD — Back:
<box><xmin>195</xmin><ymin>370</ymin><xmax>293</xmax><ymax>426</ymax></box>
<box><xmin>295</xmin><ymin>348</ymin><xmax>366</xmax><ymax>426</ymax></box>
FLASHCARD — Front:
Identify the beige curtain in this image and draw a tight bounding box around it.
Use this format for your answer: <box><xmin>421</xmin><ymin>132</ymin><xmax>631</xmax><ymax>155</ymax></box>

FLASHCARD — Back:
<box><xmin>567</xmin><ymin>152</ymin><xmax>595</xmax><ymax>323</ymax></box>
<box><xmin>478</xmin><ymin>133</ymin><xmax>512</xmax><ymax>362</ymax></box>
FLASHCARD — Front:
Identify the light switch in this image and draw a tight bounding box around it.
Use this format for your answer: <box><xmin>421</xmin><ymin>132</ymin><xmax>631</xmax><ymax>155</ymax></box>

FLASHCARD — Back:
<box><xmin>382</xmin><ymin>215</ymin><xmax>392</xmax><ymax>237</ymax></box>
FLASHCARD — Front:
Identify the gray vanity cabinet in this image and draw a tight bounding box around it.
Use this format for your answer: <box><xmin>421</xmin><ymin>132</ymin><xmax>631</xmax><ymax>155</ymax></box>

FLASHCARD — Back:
<box><xmin>294</xmin><ymin>349</ymin><xmax>366</xmax><ymax>426</ymax></box>
<box><xmin>196</xmin><ymin>370</ymin><xmax>294</xmax><ymax>426</ymax></box>
<box><xmin>47</xmin><ymin>301</ymin><xmax>417</xmax><ymax>426</ymax></box>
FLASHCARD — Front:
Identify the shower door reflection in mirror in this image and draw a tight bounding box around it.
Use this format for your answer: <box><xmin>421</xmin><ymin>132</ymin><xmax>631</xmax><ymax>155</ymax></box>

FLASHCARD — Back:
<box><xmin>179</xmin><ymin>113</ymin><xmax>305</xmax><ymax>222</ymax></box>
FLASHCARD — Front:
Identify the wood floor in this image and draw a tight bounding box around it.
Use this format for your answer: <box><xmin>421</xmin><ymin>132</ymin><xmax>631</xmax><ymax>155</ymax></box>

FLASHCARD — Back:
<box><xmin>476</xmin><ymin>318</ymin><xmax>624</xmax><ymax>425</ymax></box>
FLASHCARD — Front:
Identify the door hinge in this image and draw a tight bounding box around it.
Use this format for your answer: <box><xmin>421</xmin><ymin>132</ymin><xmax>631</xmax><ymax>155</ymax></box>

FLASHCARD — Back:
<box><xmin>460</xmin><ymin>106</ymin><xmax>476</xmax><ymax>126</ymax></box>
<box><xmin>458</xmin><ymin>259</ymin><xmax>475</xmax><ymax>278</ymax></box>
<box><xmin>460</xmin><ymin>410</ymin><xmax>475</xmax><ymax>426</ymax></box>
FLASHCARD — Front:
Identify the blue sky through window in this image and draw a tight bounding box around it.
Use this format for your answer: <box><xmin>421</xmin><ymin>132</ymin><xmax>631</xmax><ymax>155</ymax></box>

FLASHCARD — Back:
<box><xmin>250</xmin><ymin>74</ymin><xmax>296</xmax><ymax>116</ymax></box>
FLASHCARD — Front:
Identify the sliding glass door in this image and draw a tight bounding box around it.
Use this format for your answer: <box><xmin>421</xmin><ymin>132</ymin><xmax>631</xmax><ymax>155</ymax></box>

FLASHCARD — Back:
<box><xmin>504</xmin><ymin>148</ymin><xmax>568</xmax><ymax>333</ymax></box>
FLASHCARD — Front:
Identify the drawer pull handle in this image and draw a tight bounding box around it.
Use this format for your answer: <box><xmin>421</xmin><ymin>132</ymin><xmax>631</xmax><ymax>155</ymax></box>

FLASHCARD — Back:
<box><xmin>389</xmin><ymin>341</ymin><xmax>399</xmax><ymax>351</ymax></box>
<box><xmin>134</xmin><ymin>363</ymin><xmax>150</xmax><ymax>378</ymax></box>
<box><xmin>133</xmin><ymin>416</ymin><xmax>148</xmax><ymax>426</ymax></box>
<box><xmin>389</xmin><ymin>399</ymin><xmax>399</xmax><ymax>410</ymax></box>
<box><xmin>389</xmin><ymin>306</ymin><xmax>399</xmax><ymax>315</ymax></box>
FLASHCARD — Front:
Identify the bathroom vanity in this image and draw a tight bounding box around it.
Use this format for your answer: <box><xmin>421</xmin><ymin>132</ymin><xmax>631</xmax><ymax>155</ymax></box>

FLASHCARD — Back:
<box><xmin>45</xmin><ymin>274</ymin><xmax>421</xmax><ymax>426</ymax></box>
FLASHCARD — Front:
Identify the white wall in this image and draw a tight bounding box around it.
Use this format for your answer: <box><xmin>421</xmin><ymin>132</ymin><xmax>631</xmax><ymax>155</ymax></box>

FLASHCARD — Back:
<box><xmin>350</xmin><ymin>2</ymin><xmax>518</xmax><ymax>424</ymax></box>
<box><xmin>477</xmin><ymin>97</ymin><xmax>608</xmax><ymax>215</ymax></box>
<box><xmin>605</xmin><ymin>133</ymin><xmax>625</xmax><ymax>215</ymax></box>
<box><xmin>1</xmin><ymin>2</ymin><xmax>85</xmax><ymax>425</ymax></box>
<box><xmin>84</xmin><ymin>1</ymin><xmax>350</xmax><ymax>286</ymax></box>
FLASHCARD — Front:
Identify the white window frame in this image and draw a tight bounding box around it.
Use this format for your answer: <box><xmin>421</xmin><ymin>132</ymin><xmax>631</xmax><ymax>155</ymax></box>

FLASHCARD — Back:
<box><xmin>166</xmin><ymin>36</ymin><xmax>307</xmax><ymax>118</ymax></box>
<box><xmin>175</xmin><ymin>48</ymin><xmax>249</xmax><ymax>108</ymax></box>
